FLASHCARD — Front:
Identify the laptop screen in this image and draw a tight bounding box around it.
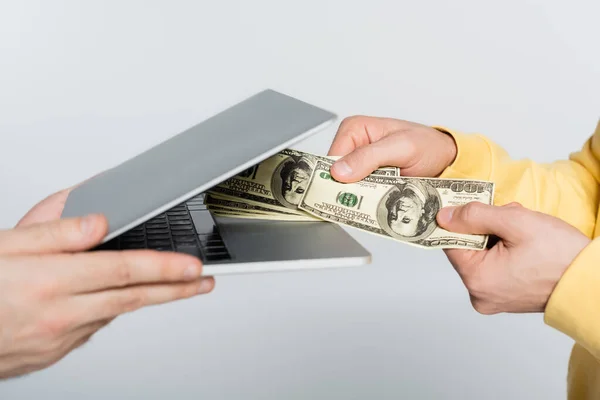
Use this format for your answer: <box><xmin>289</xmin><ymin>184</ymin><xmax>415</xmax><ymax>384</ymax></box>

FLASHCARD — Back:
<box><xmin>61</xmin><ymin>89</ymin><xmax>336</xmax><ymax>242</ymax></box>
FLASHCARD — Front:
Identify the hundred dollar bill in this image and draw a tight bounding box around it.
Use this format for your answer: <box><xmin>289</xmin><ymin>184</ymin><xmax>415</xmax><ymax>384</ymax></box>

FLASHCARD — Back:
<box><xmin>207</xmin><ymin>204</ymin><xmax>271</xmax><ymax>216</ymax></box>
<box><xmin>207</xmin><ymin>205</ymin><xmax>251</xmax><ymax>216</ymax></box>
<box><xmin>298</xmin><ymin>158</ymin><xmax>495</xmax><ymax>250</ymax></box>
<box><xmin>205</xmin><ymin>194</ymin><xmax>295</xmax><ymax>215</ymax></box>
<box><xmin>207</xmin><ymin>206</ymin><xmax>266</xmax><ymax>219</ymax></box>
<box><xmin>207</xmin><ymin>149</ymin><xmax>400</xmax><ymax>217</ymax></box>
<box><xmin>205</xmin><ymin>194</ymin><xmax>320</xmax><ymax>221</ymax></box>
<box><xmin>211</xmin><ymin>209</ymin><xmax>317</xmax><ymax>221</ymax></box>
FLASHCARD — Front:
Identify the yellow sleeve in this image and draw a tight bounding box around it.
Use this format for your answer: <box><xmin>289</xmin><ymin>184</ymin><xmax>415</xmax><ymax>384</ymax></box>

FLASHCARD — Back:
<box><xmin>436</xmin><ymin>120</ymin><xmax>600</xmax><ymax>237</ymax></box>
<box><xmin>544</xmin><ymin>238</ymin><xmax>600</xmax><ymax>360</ymax></box>
<box><xmin>436</xmin><ymin>120</ymin><xmax>600</xmax><ymax>359</ymax></box>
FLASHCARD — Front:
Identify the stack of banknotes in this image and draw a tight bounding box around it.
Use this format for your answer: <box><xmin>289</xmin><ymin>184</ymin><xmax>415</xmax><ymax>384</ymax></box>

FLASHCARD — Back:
<box><xmin>205</xmin><ymin>149</ymin><xmax>495</xmax><ymax>250</ymax></box>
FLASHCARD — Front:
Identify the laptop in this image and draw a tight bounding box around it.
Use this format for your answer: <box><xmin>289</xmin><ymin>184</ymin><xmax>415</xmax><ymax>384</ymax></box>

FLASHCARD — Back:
<box><xmin>61</xmin><ymin>89</ymin><xmax>371</xmax><ymax>275</ymax></box>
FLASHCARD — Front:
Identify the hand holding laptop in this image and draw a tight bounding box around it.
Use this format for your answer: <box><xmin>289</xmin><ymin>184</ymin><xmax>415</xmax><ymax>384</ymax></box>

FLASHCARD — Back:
<box><xmin>0</xmin><ymin>188</ymin><xmax>214</xmax><ymax>379</ymax></box>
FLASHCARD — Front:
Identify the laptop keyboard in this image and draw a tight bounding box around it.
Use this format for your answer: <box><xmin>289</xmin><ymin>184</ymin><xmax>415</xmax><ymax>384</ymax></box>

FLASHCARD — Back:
<box><xmin>96</xmin><ymin>194</ymin><xmax>231</xmax><ymax>263</ymax></box>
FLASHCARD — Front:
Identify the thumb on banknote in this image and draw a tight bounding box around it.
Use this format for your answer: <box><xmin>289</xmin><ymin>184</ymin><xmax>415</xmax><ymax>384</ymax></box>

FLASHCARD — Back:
<box><xmin>436</xmin><ymin>202</ymin><xmax>524</xmax><ymax>245</ymax></box>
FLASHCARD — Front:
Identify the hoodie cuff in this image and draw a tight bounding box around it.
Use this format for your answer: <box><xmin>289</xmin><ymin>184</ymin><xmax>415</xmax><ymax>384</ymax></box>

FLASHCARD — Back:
<box><xmin>434</xmin><ymin>126</ymin><xmax>494</xmax><ymax>181</ymax></box>
<box><xmin>544</xmin><ymin>238</ymin><xmax>600</xmax><ymax>359</ymax></box>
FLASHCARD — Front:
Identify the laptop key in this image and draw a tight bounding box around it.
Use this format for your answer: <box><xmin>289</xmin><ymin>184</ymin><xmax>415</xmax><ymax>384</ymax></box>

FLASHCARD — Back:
<box><xmin>187</xmin><ymin>207</ymin><xmax>207</xmax><ymax>212</ymax></box>
<box><xmin>173</xmin><ymin>235</ymin><xmax>196</xmax><ymax>241</ymax></box>
<box><xmin>191</xmin><ymin>212</ymin><xmax>217</xmax><ymax>235</ymax></box>
<box><xmin>146</xmin><ymin>229</ymin><xmax>170</xmax><ymax>235</ymax></box>
<box><xmin>167</xmin><ymin>210</ymin><xmax>188</xmax><ymax>215</ymax></box>
<box><xmin>175</xmin><ymin>246</ymin><xmax>201</xmax><ymax>258</ymax></box>
<box><xmin>121</xmin><ymin>242</ymin><xmax>146</xmax><ymax>250</ymax></box>
<box><xmin>122</xmin><ymin>234</ymin><xmax>145</xmax><ymax>240</ymax></box>
<box><xmin>169</xmin><ymin>220</ymin><xmax>192</xmax><ymax>226</ymax></box>
<box><xmin>121</xmin><ymin>238</ymin><xmax>145</xmax><ymax>245</ymax></box>
<box><xmin>147</xmin><ymin>240</ymin><xmax>172</xmax><ymax>248</ymax></box>
<box><xmin>145</xmin><ymin>224</ymin><xmax>165</xmax><ymax>230</ymax></box>
<box><xmin>168</xmin><ymin>217</ymin><xmax>188</xmax><ymax>221</ymax></box>
<box><xmin>154</xmin><ymin>247</ymin><xmax>173</xmax><ymax>252</ymax></box>
<box><xmin>172</xmin><ymin>229</ymin><xmax>196</xmax><ymax>236</ymax></box>
<box><xmin>204</xmin><ymin>252</ymin><xmax>231</xmax><ymax>262</ymax></box>
<box><xmin>171</xmin><ymin>225</ymin><xmax>194</xmax><ymax>231</ymax></box>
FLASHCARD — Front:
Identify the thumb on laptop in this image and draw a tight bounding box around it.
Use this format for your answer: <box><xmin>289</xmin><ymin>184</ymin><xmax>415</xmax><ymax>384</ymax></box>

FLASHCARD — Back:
<box><xmin>0</xmin><ymin>214</ymin><xmax>108</xmax><ymax>256</ymax></box>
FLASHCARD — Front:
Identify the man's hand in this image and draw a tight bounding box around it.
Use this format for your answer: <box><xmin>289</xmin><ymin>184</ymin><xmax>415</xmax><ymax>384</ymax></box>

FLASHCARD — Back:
<box><xmin>327</xmin><ymin>116</ymin><xmax>457</xmax><ymax>181</ymax></box>
<box><xmin>17</xmin><ymin>171</ymin><xmax>104</xmax><ymax>227</ymax></box>
<box><xmin>436</xmin><ymin>202</ymin><xmax>590</xmax><ymax>314</ymax></box>
<box><xmin>0</xmin><ymin>214</ymin><xmax>214</xmax><ymax>379</ymax></box>
<box><xmin>16</xmin><ymin>188</ymin><xmax>73</xmax><ymax>227</ymax></box>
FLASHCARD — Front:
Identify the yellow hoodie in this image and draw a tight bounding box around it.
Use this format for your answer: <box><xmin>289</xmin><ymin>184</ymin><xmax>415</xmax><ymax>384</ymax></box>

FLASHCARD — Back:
<box><xmin>436</xmin><ymin>120</ymin><xmax>600</xmax><ymax>399</ymax></box>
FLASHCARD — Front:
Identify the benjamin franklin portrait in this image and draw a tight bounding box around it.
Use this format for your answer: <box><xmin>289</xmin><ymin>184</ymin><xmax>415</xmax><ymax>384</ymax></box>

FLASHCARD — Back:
<box><xmin>271</xmin><ymin>154</ymin><xmax>314</xmax><ymax>209</ymax></box>
<box><xmin>377</xmin><ymin>179</ymin><xmax>441</xmax><ymax>241</ymax></box>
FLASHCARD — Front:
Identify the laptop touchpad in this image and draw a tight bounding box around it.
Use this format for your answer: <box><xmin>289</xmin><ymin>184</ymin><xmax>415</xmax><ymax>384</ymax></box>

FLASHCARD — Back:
<box><xmin>213</xmin><ymin>216</ymin><xmax>368</xmax><ymax>263</ymax></box>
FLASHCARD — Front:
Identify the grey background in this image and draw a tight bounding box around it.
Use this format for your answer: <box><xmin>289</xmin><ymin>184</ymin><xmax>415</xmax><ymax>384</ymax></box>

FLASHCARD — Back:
<box><xmin>0</xmin><ymin>1</ymin><xmax>598</xmax><ymax>399</ymax></box>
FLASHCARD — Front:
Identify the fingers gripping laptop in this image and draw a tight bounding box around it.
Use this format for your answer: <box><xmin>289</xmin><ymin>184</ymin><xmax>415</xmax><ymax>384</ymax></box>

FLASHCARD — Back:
<box><xmin>61</xmin><ymin>89</ymin><xmax>371</xmax><ymax>275</ymax></box>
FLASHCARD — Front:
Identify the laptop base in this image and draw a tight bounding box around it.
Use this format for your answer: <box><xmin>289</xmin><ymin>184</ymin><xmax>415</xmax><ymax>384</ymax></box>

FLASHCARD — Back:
<box><xmin>95</xmin><ymin>193</ymin><xmax>371</xmax><ymax>276</ymax></box>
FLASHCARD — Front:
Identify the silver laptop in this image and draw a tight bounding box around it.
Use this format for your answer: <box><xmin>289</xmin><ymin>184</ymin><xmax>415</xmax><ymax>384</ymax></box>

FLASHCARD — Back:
<box><xmin>61</xmin><ymin>89</ymin><xmax>371</xmax><ymax>275</ymax></box>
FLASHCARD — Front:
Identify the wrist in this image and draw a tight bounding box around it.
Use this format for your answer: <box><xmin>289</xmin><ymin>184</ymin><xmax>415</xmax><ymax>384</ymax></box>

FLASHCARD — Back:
<box><xmin>440</xmin><ymin>129</ymin><xmax>458</xmax><ymax>169</ymax></box>
<box><xmin>431</xmin><ymin>127</ymin><xmax>458</xmax><ymax>175</ymax></box>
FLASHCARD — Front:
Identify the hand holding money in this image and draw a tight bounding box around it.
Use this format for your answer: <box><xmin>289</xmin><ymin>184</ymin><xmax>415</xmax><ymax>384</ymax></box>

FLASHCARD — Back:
<box><xmin>327</xmin><ymin>116</ymin><xmax>458</xmax><ymax>181</ymax></box>
<box><xmin>206</xmin><ymin>149</ymin><xmax>494</xmax><ymax>250</ymax></box>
